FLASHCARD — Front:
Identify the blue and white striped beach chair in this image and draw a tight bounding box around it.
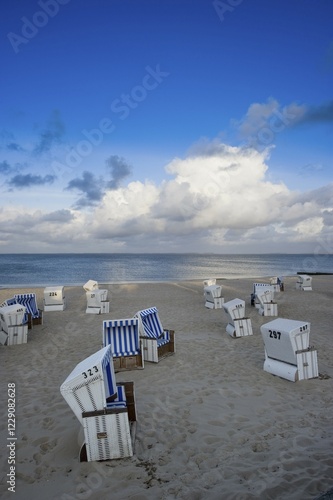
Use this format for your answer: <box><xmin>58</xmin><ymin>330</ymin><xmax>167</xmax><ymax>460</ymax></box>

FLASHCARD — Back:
<box><xmin>134</xmin><ymin>306</ymin><xmax>175</xmax><ymax>363</ymax></box>
<box><xmin>14</xmin><ymin>293</ymin><xmax>43</xmax><ymax>328</ymax></box>
<box><xmin>102</xmin><ymin>318</ymin><xmax>144</xmax><ymax>371</ymax></box>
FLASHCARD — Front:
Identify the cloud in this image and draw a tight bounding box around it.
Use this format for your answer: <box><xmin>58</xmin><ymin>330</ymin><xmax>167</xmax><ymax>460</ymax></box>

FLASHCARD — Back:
<box><xmin>106</xmin><ymin>155</ymin><xmax>132</xmax><ymax>190</ymax></box>
<box><xmin>0</xmin><ymin>160</ymin><xmax>12</xmax><ymax>174</ymax></box>
<box><xmin>65</xmin><ymin>171</ymin><xmax>104</xmax><ymax>208</ymax></box>
<box><xmin>1</xmin><ymin>140</ymin><xmax>333</xmax><ymax>253</ymax></box>
<box><xmin>296</xmin><ymin>100</ymin><xmax>333</xmax><ymax>125</ymax></box>
<box><xmin>41</xmin><ymin>209</ymin><xmax>74</xmax><ymax>223</ymax></box>
<box><xmin>33</xmin><ymin>110</ymin><xmax>65</xmax><ymax>155</ymax></box>
<box><xmin>7</xmin><ymin>142</ymin><xmax>25</xmax><ymax>152</ymax></box>
<box><xmin>8</xmin><ymin>173</ymin><xmax>56</xmax><ymax>189</ymax></box>
<box><xmin>235</xmin><ymin>98</ymin><xmax>306</xmax><ymax>146</ymax></box>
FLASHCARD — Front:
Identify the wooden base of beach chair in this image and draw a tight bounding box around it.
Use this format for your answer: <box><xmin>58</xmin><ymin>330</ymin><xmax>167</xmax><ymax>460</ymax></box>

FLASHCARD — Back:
<box><xmin>263</xmin><ymin>348</ymin><xmax>318</xmax><ymax>382</ymax></box>
<box><xmin>28</xmin><ymin>310</ymin><xmax>44</xmax><ymax>329</ymax></box>
<box><xmin>226</xmin><ymin>318</ymin><xmax>253</xmax><ymax>338</ymax></box>
<box><xmin>5</xmin><ymin>324</ymin><xmax>28</xmax><ymax>345</ymax></box>
<box><xmin>113</xmin><ymin>353</ymin><xmax>144</xmax><ymax>371</ymax></box>
<box><xmin>259</xmin><ymin>302</ymin><xmax>278</xmax><ymax>316</ymax></box>
<box><xmin>80</xmin><ymin>410</ymin><xmax>133</xmax><ymax>461</ymax></box>
<box><xmin>296</xmin><ymin>347</ymin><xmax>318</xmax><ymax>380</ymax></box>
<box><xmin>80</xmin><ymin>381</ymin><xmax>136</xmax><ymax>462</ymax></box>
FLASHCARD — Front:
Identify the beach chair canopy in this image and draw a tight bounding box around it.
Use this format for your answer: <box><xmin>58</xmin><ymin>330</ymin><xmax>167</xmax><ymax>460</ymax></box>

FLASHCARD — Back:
<box><xmin>0</xmin><ymin>303</ymin><xmax>27</xmax><ymax>327</ymax></box>
<box><xmin>103</xmin><ymin>318</ymin><xmax>141</xmax><ymax>356</ymax></box>
<box><xmin>44</xmin><ymin>286</ymin><xmax>65</xmax><ymax>305</ymax></box>
<box><xmin>14</xmin><ymin>293</ymin><xmax>40</xmax><ymax>320</ymax></box>
<box><xmin>223</xmin><ymin>298</ymin><xmax>245</xmax><ymax>321</ymax></box>
<box><xmin>135</xmin><ymin>306</ymin><xmax>171</xmax><ymax>345</ymax></box>
<box><xmin>261</xmin><ymin>318</ymin><xmax>310</xmax><ymax>366</ymax></box>
<box><xmin>256</xmin><ymin>289</ymin><xmax>274</xmax><ymax>305</ymax></box>
<box><xmin>60</xmin><ymin>344</ymin><xmax>117</xmax><ymax>422</ymax></box>
<box><xmin>83</xmin><ymin>280</ymin><xmax>99</xmax><ymax>291</ymax></box>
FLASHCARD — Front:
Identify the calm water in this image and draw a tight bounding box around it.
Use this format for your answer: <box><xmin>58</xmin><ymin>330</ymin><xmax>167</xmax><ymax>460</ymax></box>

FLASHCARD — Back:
<box><xmin>0</xmin><ymin>253</ymin><xmax>333</xmax><ymax>287</ymax></box>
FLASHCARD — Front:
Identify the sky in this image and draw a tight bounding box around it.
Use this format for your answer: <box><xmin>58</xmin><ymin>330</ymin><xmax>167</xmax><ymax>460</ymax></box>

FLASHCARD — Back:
<box><xmin>0</xmin><ymin>0</ymin><xmax>332</xmax><ymax>254</ymax></box>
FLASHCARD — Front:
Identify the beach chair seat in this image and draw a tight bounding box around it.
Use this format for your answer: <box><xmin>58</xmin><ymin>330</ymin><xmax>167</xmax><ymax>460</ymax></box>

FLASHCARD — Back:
<box><xmin>60</xmin><ymin>345</ymin><xmax>117</xmax><ymax>424</ymax></box>
<box><xmin>80</xmin><ymin>382</ymin><xmax>137</xmax><ymax>462</ymax></box>
<box><xmin>103</xmin><ymin>318</ymin><xmax>144</xmax><ymax>371</ymax></box>
<box><xmin>296</xmin><ymin>274</ymin><xmax>312</xmax><ymax>291</ymax></box>
<box><xmin>223</xmin><ymin>298</ymin><xmax>253</xmax><ymax>338</ymax></box>
<box><xmin>14</xmin><ymin>293</ymin><xmax>43</xmax><ymax>328</ymax></box>
<box><xmin>204</xmin><ymin>284</ymin><xmax>224</xmax><ymax>309</ymax></box>
<box><xmin>44</xmin><ymin>286</ymin><xmax>66</xmax><ymax>311</ymax></box>
<box><xmin>134</xmin><ymin>306</ymin><xmax>175</xmax><ymax>363</ymax></box>
<box><xmin>260</xmin><ymin>318</ymin><xmax>318</xmax><ymax>382</ymax></box>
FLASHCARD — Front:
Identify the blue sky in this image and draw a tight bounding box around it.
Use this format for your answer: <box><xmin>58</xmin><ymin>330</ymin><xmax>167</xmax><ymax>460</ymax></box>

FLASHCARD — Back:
<box><xmin>0</xmin><ymin>0</ymin><xmax>332</xmax><ymax>253</ymax></box>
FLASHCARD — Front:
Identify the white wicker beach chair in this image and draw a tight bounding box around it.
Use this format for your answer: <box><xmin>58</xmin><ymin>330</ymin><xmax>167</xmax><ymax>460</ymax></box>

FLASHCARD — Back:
<box><xmin>102</xmin><ymin>318</ymin><xmax>144</xmax><ymax>370</ymax></box>
<box><xmin>43</xmin><ymin>286</ymin><xmax>66</xmax><ymax>311</ymax></box>
<box><xmin>204</xmin><ymin>284</ymin><xmax>224</xmax><ymax>309</ymax></box>
<box><xmin>296</xmin><ymin>274</ymin><xmax>312</xmax><ymax>291</ymax></box>
<box><xmin>134</xmin><ymin>306</ymin><xmax>175</xmax><ymax>363</ymax></box>
<box><xmin>260</xmin><ymin>318</ymin><xmax>318</xmax><ymax>382</ymax></box>
<box><xmin>60</xmin><ymin>345</ymin><xmax>117</xmax><ymax>424</ymax></box>
<box><xmin>222</xmin><ymin>298</ymin><xmax>253</xmax><ymax>338</ymax></box>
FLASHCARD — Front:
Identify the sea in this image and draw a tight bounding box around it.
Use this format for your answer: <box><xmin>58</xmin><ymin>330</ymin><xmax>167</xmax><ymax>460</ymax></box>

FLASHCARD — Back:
<box><xmin>1</xmin><ymin>253</ymin><xmax>333</xmax><ymax>288</ymax></box>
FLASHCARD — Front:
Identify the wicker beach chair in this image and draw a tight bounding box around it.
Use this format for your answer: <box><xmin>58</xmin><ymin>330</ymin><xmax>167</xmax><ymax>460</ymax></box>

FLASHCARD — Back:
<box><xmin>134</xmin><ymin>306</ymin><xmax>175</xmax><ymax>363</ymax></box>
<box><xmin>222</xmin><ymin>298</ymin><xmax>253</xmax><ymax>338</ymax></box>
<box><xmin>14</xmin><ymin>293</ymin><xmax>43</xmax><ymax>328</ymax></box>
<box><xmin>102</xmin><ymin>318</ymin><xmax>144</xmax><ymax>370</ymax></box>
<box><xmin>43</xmin><ymin>286</ymin><xmax>66</xmax><ymax>311</ymax></box>
<box><xmin>204</xmin><ymin>284</ymin><xmax>224</xmax><ymax>309</ymax></box>
<box><xmin>83</xmin><ymin>280</ymin><xmax>110</xmax><ymax>314</ymax></box>
<box><xmin>296</xmin><ymin>274</ymin><xmax>312</xmax><ymax>291</ymax></box>
<box><xmin>260</xmin><ymin>318</ymin><xmax>318</xmax><ymax>382</ymax></box>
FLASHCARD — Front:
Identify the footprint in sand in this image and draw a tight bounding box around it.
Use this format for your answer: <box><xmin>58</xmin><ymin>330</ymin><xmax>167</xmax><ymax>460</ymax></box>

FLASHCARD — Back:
<box><xmin>41</xmin><ymin>416</ymin><xmax>54</xmax><ymax>430</ymax></box>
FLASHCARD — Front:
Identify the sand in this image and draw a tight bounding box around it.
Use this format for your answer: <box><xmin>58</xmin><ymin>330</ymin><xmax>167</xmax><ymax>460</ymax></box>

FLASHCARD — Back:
<box><xmin>0</xmin><ymin>275</ymin><xmax>332</xmax><ymax>500</ymax></box>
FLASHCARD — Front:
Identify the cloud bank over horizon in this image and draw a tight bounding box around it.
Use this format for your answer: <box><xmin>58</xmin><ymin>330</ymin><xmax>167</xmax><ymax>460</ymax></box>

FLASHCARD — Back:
<box><xmin>1</xmin><ymin>130</ymin><xmax>332</xmax><ymax>254</ymax></box>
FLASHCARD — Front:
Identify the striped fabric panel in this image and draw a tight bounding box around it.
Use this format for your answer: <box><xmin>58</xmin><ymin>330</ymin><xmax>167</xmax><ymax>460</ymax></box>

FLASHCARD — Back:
<box><xmin>101</xmin><ymin>346</ymin><xmax>116</xmax><ymax>399</ymax></box>
<box><xmin>106</xmin><ymin>385</ymin><xmax>127</xmax><ymax>409</ymax></box>
<box><xmin>103</xmin><ymin>319</ymin><xmax>140</xmax><ymax>356</ymax></box>
<box><xmin>139</xmin><ymin>307</ymin><xmax>164</xmax><ymax>339</ymax></box>
<box><xmin>14</xmin><ymin>293</ymin><xmax>40</xmax><ymax>319</ymax></box>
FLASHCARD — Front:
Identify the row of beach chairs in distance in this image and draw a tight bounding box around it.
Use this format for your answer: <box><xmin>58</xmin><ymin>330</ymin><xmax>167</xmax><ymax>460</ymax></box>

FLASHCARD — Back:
<box><xmin>203</xmin><ymin>276</ymin><xmax>318</xmax><ymax>383</ymax></box>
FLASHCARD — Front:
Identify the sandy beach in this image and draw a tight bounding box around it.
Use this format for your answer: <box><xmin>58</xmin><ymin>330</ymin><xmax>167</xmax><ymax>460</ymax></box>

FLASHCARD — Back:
<box><xmin>1</xmin><ymin>275</ymin><xmax>333</xmax><ymax>500</ymax></box>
